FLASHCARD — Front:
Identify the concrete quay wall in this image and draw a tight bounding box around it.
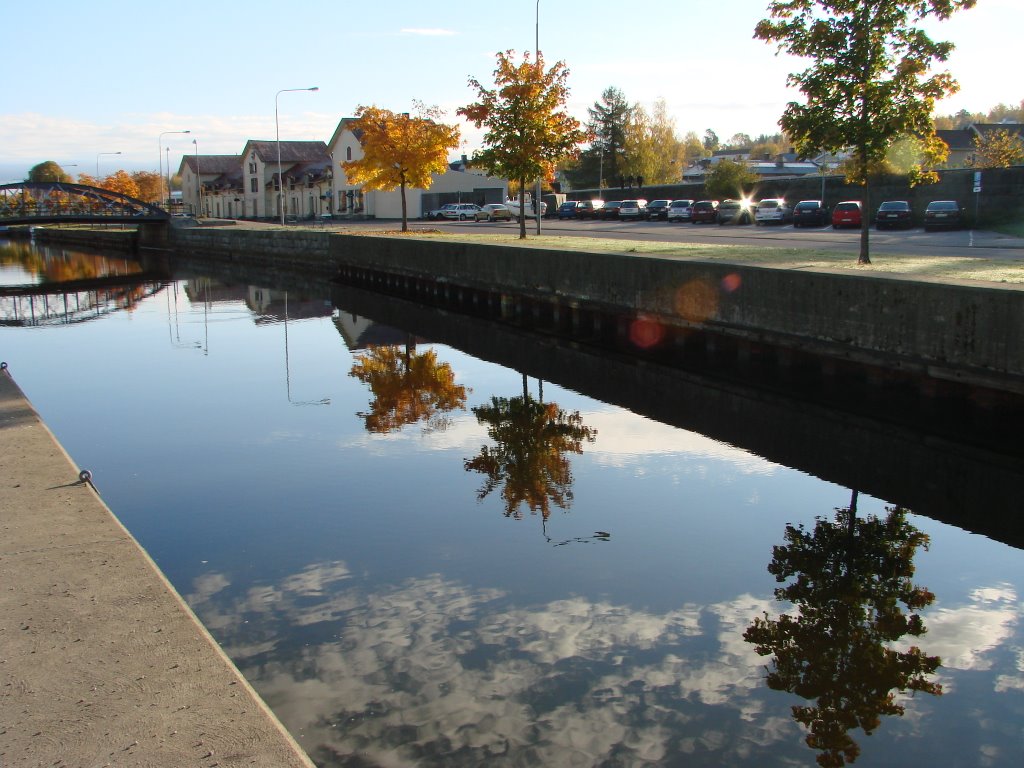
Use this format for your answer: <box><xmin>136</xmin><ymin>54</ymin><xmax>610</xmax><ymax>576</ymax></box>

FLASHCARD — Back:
<box><xmin>327</xmin><ymin>234</ymin><xmax>1024</xmax><ymax>392</ymax></box>
<box><xmin>0</xmin><ymin>368</ymin><xmax>313</xmax><ymax>767</ymax></box>
<box><xmin>127</xmin><ymin>224</ymin><xmax>1024</xmax><ymax>392</ymax></box>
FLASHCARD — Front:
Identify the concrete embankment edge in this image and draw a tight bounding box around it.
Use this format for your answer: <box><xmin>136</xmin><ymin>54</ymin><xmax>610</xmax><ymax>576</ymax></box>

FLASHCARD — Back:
<box><xmin>0</xmin><ymin>370</ymin><xmax>313</xmax><ymax>766</ymax></box>
<box><xmin>163</xmin><ymin>226</ymin><xmax>1024</xmax><ymax>392</ymax></box>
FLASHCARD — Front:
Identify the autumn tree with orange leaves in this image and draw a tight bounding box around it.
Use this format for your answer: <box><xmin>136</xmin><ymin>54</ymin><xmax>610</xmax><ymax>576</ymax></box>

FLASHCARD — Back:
<box><xmin>459</xmin><ymin>50</ymin><xmax>587</xmax><ymax>239</ymax></box>
<box><xmin>100</xmin><ymin>170</ymin><xmax>141</xmax><ymax>199</ymax></box>
<box><xmin>342</xmin><ymin>103</ymin><xmax>460</xmax><ymax>232</ymax></box>
<box><xmin>131</xmin><ymin>171</ymin><xmax>163</xmax><ymax>203</ymax></box>
<box><xmin>350</xmin><ymin>343</ymin><xmax>469</xmax><ymax>433</ymax></box>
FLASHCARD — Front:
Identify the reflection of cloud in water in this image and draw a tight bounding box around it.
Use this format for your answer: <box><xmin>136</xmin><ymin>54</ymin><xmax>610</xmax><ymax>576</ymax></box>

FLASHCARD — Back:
<box><xmin>903</xmin><ymin>584</ymin><xmax>1019</xmax><ymax>673</ymax></box>
<box><xmin>189</xmin><ymin>563</ymin><xmax>792</xmax><ymax>765</ymax></box>
<box><xmin>188</xmin><ymin>565</ymin><xmax>1021</xmax><ymax>766</ymax></box>
<box><xmin>338</xmin><ymin>406</ymin><xmax>778</xmax><ymax>479</ymax></box>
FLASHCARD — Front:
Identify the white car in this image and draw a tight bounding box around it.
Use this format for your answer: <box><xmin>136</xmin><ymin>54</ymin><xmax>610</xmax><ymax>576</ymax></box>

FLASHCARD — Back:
<box><xmin>427</xmin><ymin>203</ymin><xmax>459</xmax><ymax>220</ymax></box>
<box><xmin>666</xmin><ymin>199</ymin><xmax>695</xmax><ymax>222</ymax></box>
<box><xmin>755</xmin><ymin>198</ymin><xmax>792</xmax><ymax>225</ymax></box>
<box><xmin>504</xmin><ymin>198</ymin><xmax>548</xmax><ymax>220</ymax></box>
<box><xmin>441</xmin><ymin>203</ymin><xmax>482</xmax><ymax>221</ymax></box>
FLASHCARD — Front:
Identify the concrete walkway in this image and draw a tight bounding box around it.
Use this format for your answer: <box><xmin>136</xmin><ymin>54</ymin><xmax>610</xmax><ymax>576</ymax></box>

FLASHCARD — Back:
<box><xmin>0</xmin><ymin>369</ymin><xmax>312</xmax><ymax>767</ymax></box>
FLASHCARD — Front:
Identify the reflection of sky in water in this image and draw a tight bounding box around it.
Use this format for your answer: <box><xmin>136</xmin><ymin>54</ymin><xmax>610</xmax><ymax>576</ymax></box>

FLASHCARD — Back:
<box><xmin>0</xmin><ymin>259</ymin><xmax>1021</xmax><ymax>767</ymax></box>
<box><xmin>188</xmin><ymin>561</ymin><xmax>1021</xmax><ymax>767</ymax></box>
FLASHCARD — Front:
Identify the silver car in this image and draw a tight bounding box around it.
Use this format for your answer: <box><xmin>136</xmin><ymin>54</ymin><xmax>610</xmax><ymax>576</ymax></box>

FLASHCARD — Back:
<box><xmin>667</xmin><ymin>199</ymin><xmax>695</xmax><ymax>222</ymax></box>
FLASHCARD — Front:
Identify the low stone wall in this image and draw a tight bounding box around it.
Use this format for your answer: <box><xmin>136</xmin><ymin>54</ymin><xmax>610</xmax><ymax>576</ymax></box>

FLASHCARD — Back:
<box><xmin>32</xmin><ymin>227</ymin><xmax>137</xmax><ymax>253</ymax></box>
<box><xmin>169</xmin><ymin>227</ymin><xmax>335</xmax><ymax>276</ymax></box>
<box><xmin>329</xmin><ymin>234</ymin><xmax>1024</xmax><ymax>391</ymax></box>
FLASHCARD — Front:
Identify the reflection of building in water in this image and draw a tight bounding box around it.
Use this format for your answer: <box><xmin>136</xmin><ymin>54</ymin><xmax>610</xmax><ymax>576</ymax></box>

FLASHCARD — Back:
<box><xmin>247</xmin><ymin>288</ymin><xmax>332</xmax><ymax>324</ymax></box>
<box><xmin>178</xmin><ymin>281</ymin><xmax>333</xmax><ymax>324</ymax></box>
<box><xmin>333</xmin><ymin>312</ymin><xmax>425</xmax><ymax>351</ymax></box>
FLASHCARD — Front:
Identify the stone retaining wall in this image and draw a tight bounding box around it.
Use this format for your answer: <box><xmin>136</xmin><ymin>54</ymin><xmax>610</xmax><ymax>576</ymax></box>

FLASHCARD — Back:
<box><xmin>329</xmin><ymin>234</ymin><xmax>1024</xmax><ymax>391</ymax></box>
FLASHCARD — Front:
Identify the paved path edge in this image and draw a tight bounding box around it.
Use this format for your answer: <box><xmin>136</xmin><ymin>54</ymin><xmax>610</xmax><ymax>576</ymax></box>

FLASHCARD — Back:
<box><xmin>0</xmin><ymin>367</ymin><xmax>314</xmax><ymax>767</ymax></box>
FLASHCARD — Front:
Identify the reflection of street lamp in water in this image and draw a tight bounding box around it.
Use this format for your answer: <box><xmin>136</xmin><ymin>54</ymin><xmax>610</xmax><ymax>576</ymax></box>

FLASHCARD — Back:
<box><xmin>283</xmin><ymin>291</ymin><xmax>330</xmax><ymax>405</ymax></box>
<box><xmin>165</xmin><ymin>283</ymin><xmax>202</xmax><ymax>351</ymax></box>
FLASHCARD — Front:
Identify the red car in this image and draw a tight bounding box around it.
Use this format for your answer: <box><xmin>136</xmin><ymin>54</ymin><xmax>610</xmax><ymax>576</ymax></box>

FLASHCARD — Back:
<box><xmin>690</xmin><ymin>200</ymin><xmax>719</xmax><ymax>224</ymax></box>
<box><xmin>831</xmin><ymin>200</ymin><xmax>862</xmax><ymax>229</ymax></box>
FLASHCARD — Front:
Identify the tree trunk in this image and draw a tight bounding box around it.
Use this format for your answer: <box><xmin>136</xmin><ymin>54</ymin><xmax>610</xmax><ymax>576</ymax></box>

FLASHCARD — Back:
<box><xmin>400</xmin><ymin>177</ymin><xmax>408</xmax><ymax>232</ymax></box>
<box><xmin>859</xmin><ymin>175</ymin><xmax>871</xmax><ymax>265</ymax></box>
<box><xmin>518</xmin><ymin>177</ymin><xmax>527</xmax><ymax>240</ymax></box>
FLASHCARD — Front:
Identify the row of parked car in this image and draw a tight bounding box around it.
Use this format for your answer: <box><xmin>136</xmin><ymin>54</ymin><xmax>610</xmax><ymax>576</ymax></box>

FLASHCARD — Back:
<box><xmin>425</xmin><ymin>201</ymin><xmax>550</xmax><ymax>222</ymax></box>
<box><xmin>555</xmin><ymin>197</ymin><xmax>966</xmax><ymax>231</ymax></box>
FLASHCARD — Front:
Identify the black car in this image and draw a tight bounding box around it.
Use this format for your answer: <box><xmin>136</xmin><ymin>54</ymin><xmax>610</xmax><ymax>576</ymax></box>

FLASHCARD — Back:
<box><xmin>599</xmin><ymin>201</ymin><xmax>624</xmax><ymax>220</ymax></box>
<box><xmin>923</xmin><ymin>200</ymin><xmax>964</xmax><ymax>231</ymax></box>
<box><xmin>792</xmin><ymin>200</ymin><xmax>829</xmax><ymax>227</ymax></box>
<box><xmin>556</xmin><ymin>201</ymin><xmax>580</xmax><ymax>219</ymax></box>
<box><xmin>646</xmin><ymin>199</ymin><xmax>672</xmax><ymax>221</ymax></box>
<box><xmin>875</xmin><ymin>200</ymin><xmax>912</xmax><ymax>230</ymax></box>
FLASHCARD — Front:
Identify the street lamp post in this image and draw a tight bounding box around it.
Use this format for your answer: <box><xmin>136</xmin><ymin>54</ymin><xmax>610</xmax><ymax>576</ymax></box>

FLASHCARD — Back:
<box><xmin>534</xmin><ymin>0</ymin><xmax>542</xmax><ymax>235</ymax></box>
<box><xmin>95</xmin><ymin>151</ymin><xmax>122</xmax><ymax>181</ymax></box>
<box><xmin>193</xmin><ymin>139</ymin><xmax>202</xmax><ymax>217</ymax></box>
<box><xmin>159</xmin><ymin>130</ymin><xmax>191</xmax><ymax>207</ymax></box>
<box><xmin>275</xmin><ymin>86</ymin><xmax>319</xmax><ymax>225</ymax></box>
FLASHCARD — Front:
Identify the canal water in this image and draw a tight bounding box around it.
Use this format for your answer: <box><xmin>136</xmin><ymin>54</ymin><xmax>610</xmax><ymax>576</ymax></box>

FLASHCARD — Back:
<box><xmin>2</xmin><ymin>239</ymin><xmax>1022</xmax><ymax>767</ymax></box>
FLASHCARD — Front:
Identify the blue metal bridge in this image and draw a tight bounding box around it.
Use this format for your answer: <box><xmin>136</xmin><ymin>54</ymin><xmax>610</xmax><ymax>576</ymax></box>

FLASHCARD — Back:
<box><xmin>0</xmin><ymin>182</ymin><xmax>170</xmax><ymax>226</ymax></box>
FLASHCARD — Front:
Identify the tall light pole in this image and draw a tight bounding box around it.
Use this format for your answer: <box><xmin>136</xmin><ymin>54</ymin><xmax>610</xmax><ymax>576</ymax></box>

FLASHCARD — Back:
<box><xmin>159</xmin><ymin>130</ymin><xmax>190</xmax><ymax>207</ymax></box>
<box><xmin>96</xmin><ymin>151</ymin><xmax>121</xmax><ymax>181</ymax></box>
<box><xmin>275</xmin><ymin>86</ymin><xmax>319</xmax><ymax>224</ymax></box>
<box><xmin>193</xmin><ymin>139</ymin><xmax>202</xmax><ymax>217</ymax></box>
<box><xmin>534</xmin><ymin>0</ymin><xmax>542</xmax><ymax>235</ymax></box>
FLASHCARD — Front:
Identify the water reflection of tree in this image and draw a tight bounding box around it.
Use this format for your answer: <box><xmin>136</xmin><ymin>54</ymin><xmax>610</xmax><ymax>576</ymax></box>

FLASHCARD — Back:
<box><xmin>464</xmin><ymin>376</ymin><xmax>596</xmax><ymax>519</ymax></box>
<box><xmin>743</xmin><ymin>492</ymin><xmax>941</xmax><ymax>767</ymax></box>
<box><xmin>0</xmin><ymin>241</ymin><xmax>141</xmax><ymax>283</ymax></box>
<box><xmin>349</xmin><ymin>342</ymin><xmax>468</xmax><ymax>433</ymax></box>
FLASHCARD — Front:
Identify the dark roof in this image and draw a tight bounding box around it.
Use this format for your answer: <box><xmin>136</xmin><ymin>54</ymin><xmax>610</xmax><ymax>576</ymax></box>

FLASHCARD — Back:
<box><xmin>936</xmin><ymin>129</ymin><xmax>974</xmax><ymax>150</ymax></box>
<box><xmin>972</xmin><ymin>123</ymin><xmax>1024</xmax><ymax>140</ymax></box>
<box><xmin>243</xmin><ymin>140</ymin><xmax>330</xmax><ymax>164</ymax></box>
<box><xmin>181</xmin><ymin>154</ymin><xmax>240</xmax><ymax>175</ymax></box>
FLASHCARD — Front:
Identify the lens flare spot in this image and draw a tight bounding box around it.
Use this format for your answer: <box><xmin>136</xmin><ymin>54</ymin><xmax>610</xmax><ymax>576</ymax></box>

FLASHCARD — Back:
<box><xmin>674</xmin><ymin>278</ymin><xmax>719</xmax><ymax>323</ymax></box>
<box><xmin>629</xmin><ymin>318</ymin><xmax>665</xmax><ymax>349</ymax></box>
<box><xmin>721</xmin><ymin>273</ymin><xmax>742</xmax><ymax>293</ymax></box>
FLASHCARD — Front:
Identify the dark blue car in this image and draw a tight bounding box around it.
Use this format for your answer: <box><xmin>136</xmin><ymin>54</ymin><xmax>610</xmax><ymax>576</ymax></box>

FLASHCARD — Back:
<box><xmin>557</xmin><ymin>201</ymin><xmax>580</xmax><ymax>219</ymax></box>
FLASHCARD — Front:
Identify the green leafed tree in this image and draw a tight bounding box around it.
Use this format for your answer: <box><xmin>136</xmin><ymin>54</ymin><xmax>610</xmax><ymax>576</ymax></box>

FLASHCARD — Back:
<box><xmin>703</xmin><ymin>158</ymin><xmax>758</xmax><ymax>201</ymax></box>
<box><xmin>460</xmin><ymin>50</ymin><xmax>587</xmax><ymax>238</ymax></box>
<box><xmin>744</xmin><ymin>495</ymin><xmax>941</xmax><ymax>767</ymax></box>
<box><xmin>755</xmin><ymin>0</ymin><xmax>977</xmax><ymax>264</ymax></box>
<box><xmin>565</xmin><ymin>87</ymin><xmax>631</xmax><ymax>190</ymax></box>
<box><xmin>27</xmin><ymin>161</ymin><xmax>73</xmax><ymax>183</ymax></box>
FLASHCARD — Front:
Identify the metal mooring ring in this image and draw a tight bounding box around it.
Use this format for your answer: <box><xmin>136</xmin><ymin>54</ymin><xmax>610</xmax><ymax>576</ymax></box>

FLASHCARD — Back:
<box><xmin>78</xmin><ymin>469</ymin><xmax>93</xmax><ymax>484</ymax></box>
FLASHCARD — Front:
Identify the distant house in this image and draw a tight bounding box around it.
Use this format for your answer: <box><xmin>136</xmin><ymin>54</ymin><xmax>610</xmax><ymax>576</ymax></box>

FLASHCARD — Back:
<box><xmin>239</xmin><ymin>140</ymin><xmax>331</xmax><ymax>220</ymax></box>
<box><xmin>682</xmin><ymin>152</ymin><xmax>820</xmax><ymax>182</ymax></box>
<box><xmin>179</xmin><ymin>154</ymin><xmax>241</xmax><ymax>218</ymax></box>
<box><xmin>936</xmin><ymin>122</ymin><xmax>1024</xmax><ymax>168</ymax></box>
<box><xmin>327</xmin><ymin>118</ymin><xmax>508</xmax><ymax>219</ymax></box>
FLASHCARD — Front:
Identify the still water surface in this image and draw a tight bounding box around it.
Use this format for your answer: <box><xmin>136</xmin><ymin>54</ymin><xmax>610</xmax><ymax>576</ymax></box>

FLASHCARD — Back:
<box><xmin>1</xmin><ymin>240</ymin><xmax>1022</xmax><ymax>767</ymax></box>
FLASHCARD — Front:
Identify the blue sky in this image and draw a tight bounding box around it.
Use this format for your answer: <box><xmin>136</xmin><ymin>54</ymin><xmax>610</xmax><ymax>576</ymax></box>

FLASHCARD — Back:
<box><xmin>1</xmin><ymin>0</ymin><xmax>1016</xmax><ymax>180</ymax></box>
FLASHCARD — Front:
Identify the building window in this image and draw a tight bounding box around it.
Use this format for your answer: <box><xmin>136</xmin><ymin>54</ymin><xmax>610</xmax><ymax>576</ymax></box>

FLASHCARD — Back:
<box><xmin>250</xmin><ymin>178</ymin><xmax>258</xmax><ymax>193</ymax></box>
<box><xmin>249</xmin><ymin>162</ymin><xmax>257</xmax><ymax>174</ymax></box>
<box><xmin>346</xmin><ymin>146</ymin><xmax>352</xmax><ymax>161</ymax></box>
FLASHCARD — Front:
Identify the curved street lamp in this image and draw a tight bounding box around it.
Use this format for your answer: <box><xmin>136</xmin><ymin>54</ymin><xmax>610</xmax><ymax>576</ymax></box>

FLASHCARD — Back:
<box><xmin>275</xmin><ymin>87</ymin><xmax>319</xmax><ymax>225</ymax></box>
<box><xmin>96</xmin><ymin>151</ymin><xmax>122</xmax><ymax>181</ymax></box>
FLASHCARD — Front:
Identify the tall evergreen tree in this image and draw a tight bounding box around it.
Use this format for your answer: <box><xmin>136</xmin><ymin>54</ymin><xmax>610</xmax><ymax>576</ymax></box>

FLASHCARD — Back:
<box><xmin>565</xmin><ymin>87</ymin><xmax>631</xmax><ymax>190</ymax></box>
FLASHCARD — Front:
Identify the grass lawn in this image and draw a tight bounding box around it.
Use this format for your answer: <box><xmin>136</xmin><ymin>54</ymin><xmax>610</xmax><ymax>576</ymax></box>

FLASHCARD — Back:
<box><xmin>343</xmin><ymin>228</ymin><xmax>1024</xmax><ymax>286</ymax></box>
